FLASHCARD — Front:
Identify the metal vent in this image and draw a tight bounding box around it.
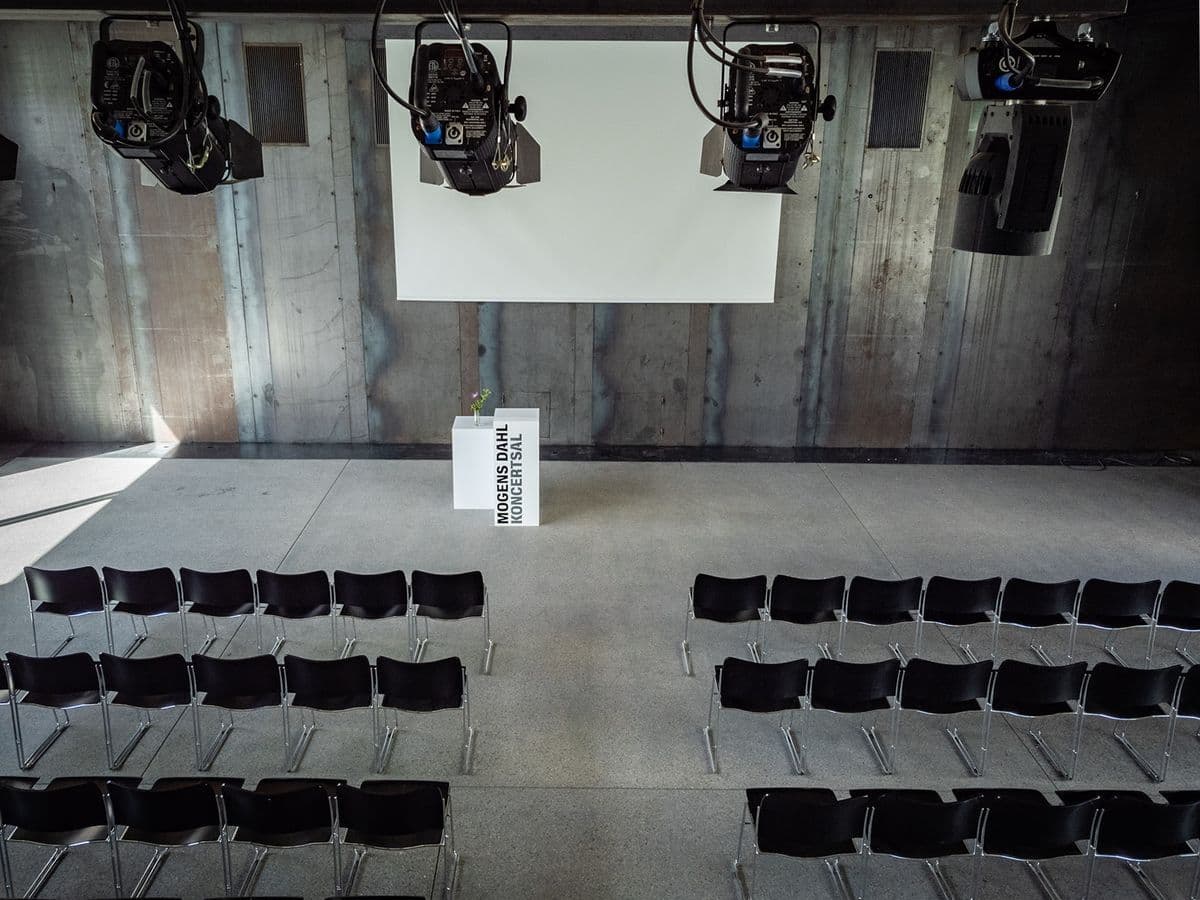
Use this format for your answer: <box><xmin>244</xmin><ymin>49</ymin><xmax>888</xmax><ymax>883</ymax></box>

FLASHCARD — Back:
<box><xmin>372</xmin><ymin>46</ymin><xmax>390</xmax><ymax>145</ymax></box>
<box><xmin>867</xmin><ymin>49</ymin><xmax>932</xmax><ymax>149</ymax></box>
<box><xmin>244</xmin><ymin>43</ymin><xmax>308</xmax><ymax>145</ymax></box>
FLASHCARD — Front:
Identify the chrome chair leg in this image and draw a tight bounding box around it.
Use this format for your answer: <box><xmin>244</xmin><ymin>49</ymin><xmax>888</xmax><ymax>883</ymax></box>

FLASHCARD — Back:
<box><xmin>236</xmin><ymin>845</ymin><xmax>270</xmax><ymax>897</ymax></box>
<box><xmin>104</xmin><ymin>705</ymin><xmax>153</xmax><ymax>770</ymax></box>
<box><xmin>1125</xmin><ymin>861</ymin><xmax>1172</xmax><ymax>900</ymax></box>
<box><xmin>680</xmin><ymin>601</ymin><xmax>694</xmax><ymax>677</ymax></box>
<box><xmin>1176</xmin><ymin>634</ymin><xmax>1198</xmax><ymax>666</ymax></box>
<box><xmin>1112</xmin><ymin>722</ymin><xmax>1170</xmax><ymax>783</ymax></box>
<box><xmin>482</xmin><ymin>595</ymin><xmax>495</xmax><ymax>675</ymax></box>
<box><xmin>284</xmin><ymin>706</ymin><xmax>316</xmax><ymax>772</ymax></box>
<box><xmin>118</xmin><ymin>614</ymin><xmax>149</xmax><ymax>658</ymax></box>
<box><xmin>780</xmin><ymin>708</ymin><xmax>805</xmax><ymax>775</ymax></box>
<box><xmin>130</xmin><ymin>845</ymin><xmax>171</xmax><ymax>898</ymax></box>
<box><xmin>703</xmin><ymin>680</ymin><xmax>721</xmax><ymax>775</ymax></box>
<box><xmin>269</xmin><ymin>617</ymin><xmax>287</xmax><ymax>657</ymax></box>
<box><xmin>925</xmin><ymin>858</ymin><xmax>961</xmax><ymax>900</ymax></box>
<box><xmin>193</xmin><ymin>703</ymin><xmax>234</xmax><ymax>772</ymax></box>
<box><xmin>1025</xmin><ymin>860</ymin><xmax>1067</xmax><ymax>900</ymax></box>
<box><xmin>25</xmin><ymin>845</ymin><xmax>70</xmax><ymax>898</ymax></box>
<box><xmin>461</xmin><ymin>673</ymin><xmax>476</xmax><ymax>775</ymax></box>
<box><xmin>1028</xmin><ymin>725</ymin><xmax>1076</xmax><ymax>780</ymax></box>
<box><xmin>12</xmin><ymin>701</ymin><xmax>70</xmax><ymax>770</ymax></box>
<box><xmin>824</xmin><ymin>857</ymin><xmax>859</xmax><ymax>900</ymax></box>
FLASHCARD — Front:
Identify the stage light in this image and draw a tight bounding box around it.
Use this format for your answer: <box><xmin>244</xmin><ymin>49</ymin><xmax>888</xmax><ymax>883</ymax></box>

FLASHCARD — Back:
<box><xmin>951</xmin><ymin>2</ymin><xmax>1120</xmax><ymax>256</ymax></box>
<box><xmin>0</xmin><ymin>134</ymin><xmax>16</xmax><ymax>181</ymax></box>
<box><xmin>90</xmin><ymin>2</ymin><xmax>262</xmax><ymax>195</ymax></box>
<box><xmin>372</xmin><ymin>1</ymin><xmax>540</xmax><ymax>196</ymax></box>
<box><xmin>688</xmin><ymin>4</ymin><xmax>836</xmax><ymax>194</ymax></box>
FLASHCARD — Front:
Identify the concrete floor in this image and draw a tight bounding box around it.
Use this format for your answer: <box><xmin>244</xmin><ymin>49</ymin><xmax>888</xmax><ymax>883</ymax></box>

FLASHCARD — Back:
<box><xmin>0</xmin><ymin>449</ymin><xmax>1198</xmax><ymax>898</ymax></box>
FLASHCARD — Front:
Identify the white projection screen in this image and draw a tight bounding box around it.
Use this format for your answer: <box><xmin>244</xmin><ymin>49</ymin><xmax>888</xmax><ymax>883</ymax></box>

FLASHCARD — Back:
<box><xmin>386</xmin><ymin>38</ymin><xmax>783</xmax><ymax>303</ymax></box>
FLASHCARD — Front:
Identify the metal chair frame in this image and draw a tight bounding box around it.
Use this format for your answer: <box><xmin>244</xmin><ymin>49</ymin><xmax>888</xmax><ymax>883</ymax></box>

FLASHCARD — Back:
<box><xmin>374</xmin><ymin>663</ymin><xmax>475</xmax><ymax>776</ymax></box>
<box><xmin>988</xmin><ymin>581</ymin><xmax>1081</xmax><ymax>667</ymax></box>
<box><xmin>831</xmin><ymin>579</ymin><xmax>925</xmax><ymax>665</ymax></box>
<box><xmin>97</xmin><ymin>656</ymin><xmax>190</xmax><ymax>770</ymax></box>
<box><xmin>180</xmin><ymin>568</ymin><xmax>262</xmax><ymax>658</ymax></box>
<box><xmin>413</xmin><ymin>583</ymin><xmax>495</xmax><ymax>676</ymax></box>
<box><xmin>24</xmin><ymin>566</ymin><xmax>117</xmax><ymax>659</ymax></box>
<box><xmin>332</xmin><ymin>571</ymin><xmax>417</xmax><ymax>662</ymax></box>
<box><xmin>703</xmin><ymin>663</ymin><xmax>807</xmax><ymax>776</ymax></box>
<box><xmin>918</xmin><ymin>577</ymin><xmax>1003</xmax><ymax>666</ymax></box>
<box><xmin>980</xmin><ymin>665</ymin><xmax>1087</xmax><ymax>781</ymax></box>
<box><xmin>255</xmin><ymin>571</ymin><xmax>337</xmax><ymax>659</ymax></box>
<box><xmin>806</xmin><ymin>660</ymin><xmax>903</xmax><ymax>776</ymax></box>
<box><xmin>3</xmin><ymin>656</ymin><xmax>103</xmax><ymax>771</ymax></box>
<box><xmin>759</xmin><ymin>576</ymin><xmax>846</xmax><ymax>663</ymax></box>
<box><xmin>280</xmin><ymin>660</ymin><xmax>378</xmax><ymax>773</ymax></box>
<box><xmin>189</xmin><ymin>655</ymin><xmax>285</xmax><ymax>772</ymax></box>
<box><xmin>974</xmin><ymin>804</ymin><xmax>1102</xmax><ymax>900</ymax></box>
<box><xmin>681</xmin><ymin>580</ymin><xmax>766</xmax><ymax>677</ymax></box>
<box><xmin>860</xmin><ymin>796</ymin><xmax>986</xmax><ymax>900</ymax></box>
<box><xmin>895</xmin><ymin>664</ymin><xmax>996</xmax><ymax>778</ymax></box>
<box><xmin>1074</xmin><ymin>667</ymin><xmax>1185</xmax><ymax>783</ymax></box>
<box><xmin>1067</xmin><ymin>581</ymin><xmax>1162</xmax><ymax>669</ymax></box>
<box><xmin>101</xmin><ymin>566</ymin><xmax>185</xmax><ymax>659</ymax></box>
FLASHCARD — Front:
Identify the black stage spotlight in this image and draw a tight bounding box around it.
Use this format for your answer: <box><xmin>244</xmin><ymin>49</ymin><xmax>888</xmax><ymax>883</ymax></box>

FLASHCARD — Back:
<box><xmin>951</xmin><ymin>2</ymin><xmax>1120</xmax><ymax>256</ymax></box>
<box><xmin>689</xmin><ymin>5</ymin><xmax>836</xmax><ymax>194</ymax></box>
<box><xmin>0</xmin><ymin>134</ymin><xmax>16</xmax><ymax>181</ymax></box>
<box><xmin>90</xmin><ymin>2</ymin><xmax>262</xmax><ymax>195</ymax></box>
<box><xmin>372</xmin><ymin>1</ymin><xmax>539</xmax><ymax>196</ymax></box>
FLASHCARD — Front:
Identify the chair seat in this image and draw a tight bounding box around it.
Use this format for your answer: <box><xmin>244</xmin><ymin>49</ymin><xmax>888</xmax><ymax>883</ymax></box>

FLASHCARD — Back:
<box><xmin>339</xmin><ymin>603</ymin><xmax>408</xmax><ymax>620</ymax></box>
<box><xmin>986</xmin><ymin>841</ymin><xmax>1083</xmax><ymax>861</ymax></box>
<box><xmin>924</xmin><ymin>610</ymin><xmax>992</xmax><ymax>626</ymax></box>
<box><xmin>120</xmin><ymin>825</ymin><xmax>221</xmax><ymax>847</ymax></box>
<box><xmin>9</xmin><ymin>824</ymin><xmax>110</xmax><ymax>846</ymax></box>
<box><xmin>262</xmin><ymin>604</ymin><xmax>331</xmax><ymax>619</ymax></box>
<box><xmin>230</xmin><ymin>825</ymin><xmax>332</xmax><ymax>848</ymax></box>
<box><xmin>760</xmin><ymin>836</ymin><xmax>859</xmax><ymax>858</ymax></box>
<box><xmin>417</xmin><ymin>605</ymin><xmax>484</xmax><ymax>621</ymax></box>
<box><xmin>1077</xmin><ymin>614</ymin><xmax>1150</xmax><ymax>629</ymax></box>
<box><xmin>1097</xmin><ymin>839</ymin><xmax>1195</xmax><ymax>861</ymax></box>
<box><xmin>111</xmin><ymin>599</ymin><xmax>179</xmax><ymax>617</ymax></box>
<box><xmin>290</xmin><ymin>691</ymin><xmax>371</xmax><ymax>711</ymax></box>
<box><xmin>839</xmin><ymin>610</ymin><xmax>915</xmax><ymax>627</ymax></box>
<box><xmin>21</xmin><ymin>689</ymin><xmax>101</xmax><ymax>709</ymax></box>
<box><xmin>746</xmin><ymin>787</ymin><xmax>837</xmax><ymax>817</ymax></box>
<box><xmin>202</xmin><ymin>692</ymin><xmax>280</xmax><ymax>711</ymax></box>
<box><xmin>722</xmin><ymin>694</ymin><xmax>803</xmax><ymax>714</ymax></box>
<box><xmin>111</xmin><ymin>689</ymin><xmax>191</xmax><ymax>710</ymax></box>
<box><xmin>379</xmin><ymin>694</ymin><xmax>461</xmax><ymax>713</ymax></box>
<box><xmin>186</xmin><ymin>601</ymin><xmax>255</xmax><ymax>618</ymax></box>
<box><xmin>812</xmin><ymin>696</ymin><xmax>891</xmax><ymax>714</ymax></box>
<box><xmin>1157</xmin><ymin>614</ymin><xmax>1200</xmax><ymax>631</ymax></box>
<box><xmin>995</xmin><ymin>699</ymin><xmax>1074</xmax><ymax>717</ymax></box>
<box><xmin>771</xmin><ymin>609</ymin><xmax>838</xmax><ymax>626</ymax></box>
<box><xmin>343</xmin><ymin>827</ymin><xmax>444</xmax><ymax>850</ymax></box>
<box><xmin>999</xmin><ymin>612</ymin><xmax>1071</xmax><ymax>628</ymax></box>
<box><xmin>870</xmin><ymin>837</ymin><xmax>971</xmax><ymax>859</ymax></box>
<box><xmin>1084</xmin><ymin>700</ymin><xmax>1170</xmax><ymax>720</ymax></box>
<box><xmin>905</xmin><ymin>697</ymin><xmax>985</xmax><ymax>716</ymax></box>
<box><xmin>34</xmin><ymin>599</ymin><xmax>104</xmax><ymax>616</ymax></box>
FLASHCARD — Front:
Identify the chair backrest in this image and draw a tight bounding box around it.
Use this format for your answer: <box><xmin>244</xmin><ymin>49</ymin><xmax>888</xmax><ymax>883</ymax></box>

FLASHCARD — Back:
<box><xmin>690</xmin><ymin>574</ymin><xmax>767</xmax><ymax>623</ymax></box>
<box><xmin>99</xmin><ymin>652</ymin><xmax>190</xmax><ymax>700</ymax></box>
<box><xmin>334</xmin><ymin>570</ymin><xmax>408</xmax><ymax>614</ymax></box>
<box><xmin>1159</xmin><ymin>581</ymin><xmax>1200</xmax><ymax>625</ymax></box>
<box><xmin>1083</xmin><ymin>663</ymin><xmax>1181</xmax><ymax>714</ymax></box>
<box><xmin>24</xmin><ymin>565</ymin><xmax>104</xmax><ymax>612</ymax></box>
<box><xmin>991</xmin><ymin>660</ymin><xmax>1087</xmax><ymax>713</ymax></box>
<box><xmin>283</xmin><ymin>655</ymin><xmax>372</xmax><ymax>704</ymax></box>
<box><xmin>220</xmin><ymin>783</ymin><xmax>332</xmax><ymax>836</ymax></box>
<box><xmin>768</xmin><ymin>575</ymin><xmax>845</xmax><ymax>623</ymax></box>
<box><xmin>1000</xmin><ymin>578</ymin><xmax>1080</xmax><ymax>618</ymax></box>
<box><xmin>255</xmin><ymin>570</ymin><xmax>331</xmax><ymax>611</ymax></box>
<box><xmin>5</xmin><ymin>651</ymin><xmax>99</xmax><ymax>696</ymax></box>
<box><xmin>899</xmin><ymin>659</ymin><xmax>992</xmax><ymax>711</ymax></box>
<box><xmin>180</xmin><ymin>567</ymin><xmax>255</xmax><ymax>611</ymax></box>
<box><xmin>845</xmin><ymin>576</ymin><xmax>923</xmax><ymax>618</ymax></box>
<box><xmin>811</xmin><ymin>658</ymin><xmax>901</xmax><ymax>711</ymax></box>
<box><xmin>923</xmin><ymin>576</ymin><xmax>1001</xmax><ymax>617</ymax></box>
<box><xmin>981</xmin><ymin>796</ymin><xmax>1098</xmax><ymax>858</ymax></box>
<box><xmin>869</xmin><ymin>794</ymin><xmax>982</xmax><ymax>857</ymax></box>
<box><xmin>101</xmin><ymin>566</ymin><xmax>178</xmax><ymax>611</ymax></box>
<box><xmin>1077</xmin><ymin>578</ymin><xmax>1161</xmax><ymax>623</ymax></box>
<box><xmin>754</xmin><ymin>791</ymin><xmax>869</xmax><ymax>857</ymax></box>
<box><xmin>1093</xmin><ymin>796</ymin><xmax>1200</xmax><ymax>860</ymax></box>
<box><xmin>335</xmin><ymin>782</ymin><xmax>446</xmax><ymax>843</ymax></box>
<box><xmin>410</xmin><ymin>570</ymin><xmax>485</xmax><ymax>618</ymax></box>
<box><xmin>191</xmin><ymin>653</ymin><xmax>281</xmax><ymax>703</ymax></box>
<box><xmin>108</xmin><ymin>780</ymin><xmax>220</xmax><ymax>832</ymax></box>
<box><xmin>375</xmin><ymin>656</ymin><xmax>464</xmax><ymax>711</ymax></box>
<box><xmin>717</xmin><ymin>657</ymin><xmax>808</xmax><ymax>713</ymax></box>
<box><xmin>0</xmin><ymin>781</ymin><xmax>107</xmax><ymax>833</ymax></box>
<box><xmin>1178</xmin><ymin>666</ymin><xmax>1200</xmax><ymax>718</ymax></box>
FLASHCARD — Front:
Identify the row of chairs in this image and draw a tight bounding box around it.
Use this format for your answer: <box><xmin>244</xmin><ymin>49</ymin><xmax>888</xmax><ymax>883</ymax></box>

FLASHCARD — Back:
<box><xmin>2</xmin><ymin>651</ymin><xmax>475</xmax><ymax>775</ymax></box>
<box><xmin>682</xmin><ymin>573</ymin><xmax>1200</xmax><ymax>673</ymax></box>
<box><xmin>704</xmin><ymin>655</ymin><xmax>1200</xmax><ymax>782</ymax></box>
<box><xmin>22</xmin><ymin>566</ymin><xmax>495</xmax><ymax>673</ymax></box>
<box><xmin>733</xmin><ymin>786</ymin><xmax>1200</xmax><ymax>900</ymax></box>
<box><xmin>0</xmin><ymin>776</ymin><xmax>457</xmax><ymax>899</ymax></box>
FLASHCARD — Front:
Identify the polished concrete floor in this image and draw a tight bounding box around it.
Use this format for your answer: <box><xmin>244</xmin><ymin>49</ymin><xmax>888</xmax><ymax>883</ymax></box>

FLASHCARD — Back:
<box><xmin>0</xmin><ymin>447</ymin><xmax>1198</xmax><ymax>898</ymax></box>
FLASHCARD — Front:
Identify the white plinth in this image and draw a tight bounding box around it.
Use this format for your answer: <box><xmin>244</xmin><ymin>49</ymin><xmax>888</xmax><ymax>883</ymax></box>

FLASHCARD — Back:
<box><xmin>452</xmin><ymin>416</ymin><xmax>494</xmax><ymax>509</ymax></box>
<box><xmin>493</xmin><ymin>408</ymin><xmax>540</xmax><ymax>527</ymax></box>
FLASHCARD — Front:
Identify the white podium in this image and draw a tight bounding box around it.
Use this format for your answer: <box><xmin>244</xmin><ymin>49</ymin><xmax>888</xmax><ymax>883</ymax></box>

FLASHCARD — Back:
<box><xmin>450</xmin><ymin>408</ymin><xmax>540</xmax><ymax>525</ymax></box>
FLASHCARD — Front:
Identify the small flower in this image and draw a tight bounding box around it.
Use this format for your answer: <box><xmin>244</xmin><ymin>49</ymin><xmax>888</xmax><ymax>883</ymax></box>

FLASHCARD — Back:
<box><xmin>471</xmin><ymin>391</ymin><xmax>480</xmax><ymax>400</ymax></box>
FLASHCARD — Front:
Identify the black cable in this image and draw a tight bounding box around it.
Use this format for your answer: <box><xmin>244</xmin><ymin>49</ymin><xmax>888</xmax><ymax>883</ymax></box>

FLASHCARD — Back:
<box><xmin>372</xmin><ymin>0</ymin><xmax>432</xmax><ymax>120</ymax></box>
<box><xmin>695</xmin><ymin>23</ymin><xmax>762</xmax><ymax>74</ymax></box>
<box><xmin>693</xmin><ymin>2</ymin><xmax>763</xmax><ymax>65</ymax></box>
<box><xmin>686</xmin><ymin>12</ymin><xmax>761</xmax><ymax>130</ymax></box>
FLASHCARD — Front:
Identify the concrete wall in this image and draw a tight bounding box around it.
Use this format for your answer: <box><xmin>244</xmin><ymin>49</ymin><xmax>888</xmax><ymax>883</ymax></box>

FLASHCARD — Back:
<box><xmin>2</xmin><ymin>5</ymin><xmax>1197</xmax><ymax>449</ymax></box>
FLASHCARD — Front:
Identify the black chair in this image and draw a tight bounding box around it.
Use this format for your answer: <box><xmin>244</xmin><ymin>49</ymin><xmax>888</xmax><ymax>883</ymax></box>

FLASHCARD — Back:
<box><xmin>808</xmin><ymin>658</ymin><xmax>902</xmax><ymax>775</ymax></box>
<box><xmin>1174</xmin><ymin>666</ymin><xmax>1200</xmax><ymax>754</ymax></box>
<box><xmin>733</xmin><ymin>789</ymin><xmax>870</xmax><ymax>900</ymax></box>
<box><xmin>98</xmin><ymin>652</ymin><xmax>191</xmax><ymax>769</ymax></box>
<box><xmin>860</xmin><ymin>792</ymin><xmax>984</xmax><ymax>900</ymax></box>
<box><xmin>1068</xmin><ymin>792</ymin><xmax>1200</xmax><ymax>900</ymax></box>
<box><xmin>1074</xmin><ymin>662</ymin><xmax>1182</xmax><ymax>782</ymax></box>
<box><xmin>256</xmin><ymin>569</ymin><xmax>334</xmax><ymax>657</ymax></box>
<box><xmin>1069</xmin><ymin>578</ymin><xmax>1161</xmax><ymax>667</ymax></box>
<box><xmin>411</xmin><ymin>570</ymin><xmax>495</xmax><ymax>675</ymax></box>
<box><xmin>375</xmin><ymin>655</ymin><xmax>474</xmax><ymax>775</ymax></box>
<box><xmin>3</xmin><ymin>651</ymin><xmax>102</xmax><ymax>770</ymax></box>
<box><xmin>834</xmin><ymin>576</ymin><xmax>924</xmax><ymax>663</ymax></box>
<box><xmin>101</xmin><ymin>566</ymin><xmax>183</xmax><ymax>658</ymax></box>
<box><xmin>281</xmin><ymin>655</ymin><xmax>376</xmax><ymax>771</ymax></box>
<box><xmin>990</xmin><ymin>578</ymin><xmax>1080</xmax><ymax>665</ymax></box>
<box><xmin>704</xmin><ymin>658</ymin><xmax>807</xmax><ymax>776</ymax></box>
<box><xmin>921</xmin><ymin>577</ymin><xmax>1002</xmax><ymax>663</ymax></box>
<box><xmin>680</xmin><ymin>574</ymin><xmax>766</xmax><ymax>677</ymax></box>
<box><xmin>896</xmin><ymin>659</ymin><xmax>994</xmax><ymax>776</ymax></box>
<box><xmin>0</xmin><ymin>780</ymin><xmax>119</xmax><ymax>898</ymax></box>
<box><xmin>108</xmin><ymin>779</ymin><xmax>227</xmax><ymax>897</ymax></box>
<box><xmin>984</xmin><ymin>659</ymin><xmax>1087</xmax><ymax>779</ymax></box>
<box><xmin>334</xmin><ymin>570</ymin><xmax>413</xmax><ymax>660</ymax></box>
<box><xmin>180</xmin><ymin>567</ymin><xmax>259</xmax><ymax>656</ymax></box>
<box><xmin>23</xmin><ymin>565</ymin><xmax>113</xmax><ymax>657</ymax></box>
<box><xmin>336</xmin><ymin>781</ymin><xmax>458</xmax><ymax>898</ymax></box>
<box><xmin>219</xmin><ymin>781</ymin><xmax>338</xmax><ymax>897</ymax></box>
<box><xmin>190</xmin><ymin>653</ymin><xmax>284</xmax><ymax>771</ymax></box>
<box><xmin>1153</xmin><ymin>581</ymin><xmax>1200</xmax><ymax>665</ymax></box>
<box><xmin>760</xmin><ymin>576</ymin><xmax>844</xmax><ymax>661</ymax></box>
<box><xmin>974</xmin><ymin>793</ymin><xmax>1101</xmax><ymax>900</ymax></box>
